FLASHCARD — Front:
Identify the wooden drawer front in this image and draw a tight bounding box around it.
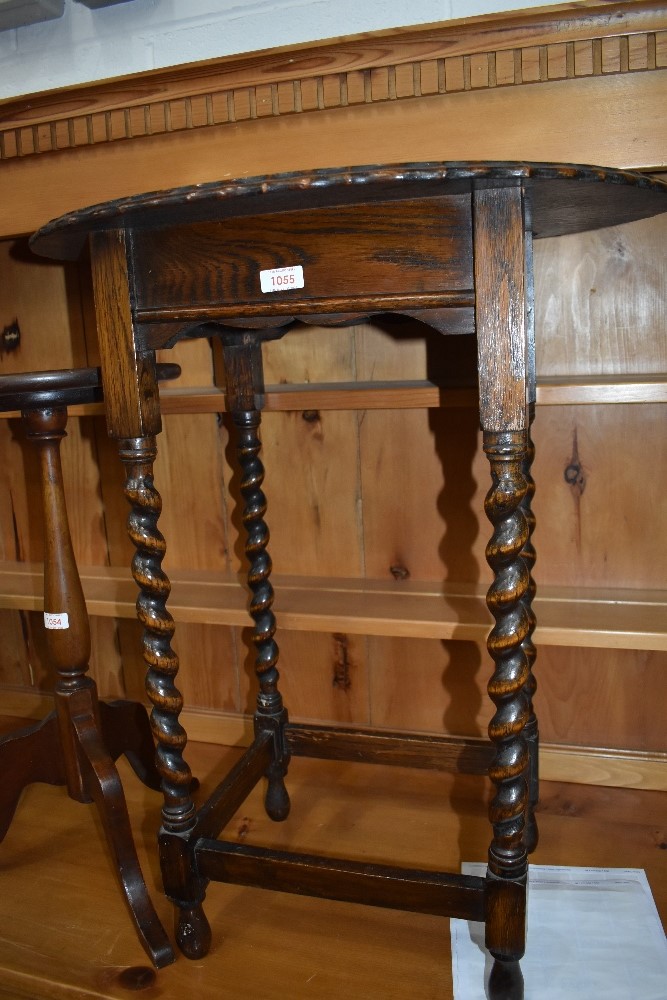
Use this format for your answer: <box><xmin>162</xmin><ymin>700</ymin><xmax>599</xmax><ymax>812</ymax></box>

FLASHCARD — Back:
<box><xmin>131</xmin><ymin>195</ymin><xmax>473</xmax><ymax>319</ymax></box>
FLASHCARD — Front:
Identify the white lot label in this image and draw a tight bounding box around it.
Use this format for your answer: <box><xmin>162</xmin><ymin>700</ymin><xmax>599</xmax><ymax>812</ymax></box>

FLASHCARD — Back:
<box><xmin>260</xmin><ymin>265</ymin><xmax>304</xmax><ymax>293</ymax></box>
<box><xmin>44</xmin><ymin>612</ymin><xmax>69</xmax><ymax>630</ymax></box>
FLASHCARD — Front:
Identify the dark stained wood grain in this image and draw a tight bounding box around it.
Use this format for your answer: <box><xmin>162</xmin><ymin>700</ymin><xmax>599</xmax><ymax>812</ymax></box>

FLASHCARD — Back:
<box><xmin>474</xmin><ymin>183</ymin><xmax>531</xmax><ymax>431</ymax></box>
<box><xmin>285</xmin><ymin>722</ymin><xmax>493</xmax><ymax>773</ymax></box>
<box><xmin>196</xmin><ymin>840</ymin><xmax>487</xmax><ymax>922</ymax></box>
<box><xmin>89</xmin><ymin>230</ymin><xmax>163</xmax><ymax>440</ymax></box>
<box><xmin>131</xmin><ymin>197</ymin><xmax>474</xmax><ymax>315</ymax></box>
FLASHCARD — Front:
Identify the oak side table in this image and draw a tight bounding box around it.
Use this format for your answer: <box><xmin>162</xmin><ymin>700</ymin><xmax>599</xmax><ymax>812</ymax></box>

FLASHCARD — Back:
<box><xmin>31</xmin><ymin>162</ymin><xmax>667</xmax><ymax>997</ymax></box>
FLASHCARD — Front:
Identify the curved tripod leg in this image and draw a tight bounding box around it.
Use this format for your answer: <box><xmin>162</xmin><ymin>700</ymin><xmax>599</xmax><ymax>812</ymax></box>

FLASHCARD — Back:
<box><xmin>73</xmin><ymin>712</ymin><xmax>175</xmax><ymax>969</ymax></box>
<box><xmin>98</xmin><ymin>699</ymin><xmax>162</xmax><ymax>791</ymax></box>
<box><xmin>0</xmin><ymin>713</ymin><xmax>65</xmax><ymax>843</ymax></box>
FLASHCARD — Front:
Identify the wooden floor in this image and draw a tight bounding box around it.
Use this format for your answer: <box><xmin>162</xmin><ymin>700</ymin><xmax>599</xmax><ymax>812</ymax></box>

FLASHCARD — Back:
<box><xmin>0</xmin><ymin>721</ymin><xmax>664</xmax><ymax>1000</ymax></box>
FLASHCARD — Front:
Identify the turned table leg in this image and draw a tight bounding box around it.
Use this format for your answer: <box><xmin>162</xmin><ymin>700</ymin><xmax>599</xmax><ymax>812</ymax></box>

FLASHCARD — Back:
<box><xmin>26</xmin><ymin>405</ymin><xmax>173</xmax><ymax>967</ymax></box>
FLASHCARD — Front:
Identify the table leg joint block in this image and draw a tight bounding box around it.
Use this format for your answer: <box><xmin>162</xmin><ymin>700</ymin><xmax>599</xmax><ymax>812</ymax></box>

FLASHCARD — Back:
<box><xmin>484</xmin><ymin>869</ymin><xmax>528</xmax><ymax>963</ymax></box>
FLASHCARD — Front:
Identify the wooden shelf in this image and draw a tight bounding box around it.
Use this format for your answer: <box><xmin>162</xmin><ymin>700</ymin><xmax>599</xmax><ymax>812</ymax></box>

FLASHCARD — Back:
<box><xmin>535</xmin><ymin>374</ymin><xmax>667</xmax><ymax>406</ymax></box>
<box><xmin>1</xmin><ymin>375</ymin><xmax>665</xmax><ymax>420</ymax></box>
<box><xmin>1</xmin><ymin>562</ymin><xmax>665</xmax><ymax>651</ymax></box>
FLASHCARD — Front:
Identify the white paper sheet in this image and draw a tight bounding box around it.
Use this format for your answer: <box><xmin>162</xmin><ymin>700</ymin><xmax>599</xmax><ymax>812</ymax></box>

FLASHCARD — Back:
<box><xmin>451</xmin><ymin>865</ymin><xmax>667</xmax><ymax>1000</ymax></box>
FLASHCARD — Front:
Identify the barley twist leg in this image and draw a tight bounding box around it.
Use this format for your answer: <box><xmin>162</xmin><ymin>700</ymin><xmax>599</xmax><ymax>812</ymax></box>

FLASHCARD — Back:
<box><xmin>519</xmin><ymin>423</ymin><xmax>539</xmax><ymax>854</ymax></box>
<box><xmin>119</xmin><ymin>436</ymin><xmax>210</xmax><ymax>959</ymax></box>
<box><xmin>234</xmin><ymin>409</ymin><xmax>290</xmax><ymax>821</ymax></box>
<box><xmin>483</xmin><ymin>430</ymin><xmax>530</xmax><ymax>998</ymax></box>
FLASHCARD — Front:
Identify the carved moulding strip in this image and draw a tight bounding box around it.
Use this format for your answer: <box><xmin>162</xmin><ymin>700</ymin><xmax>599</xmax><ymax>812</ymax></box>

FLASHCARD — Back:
<box><xmin>0</xmin><ymin>6</ymin><xmax>666</xmax><ymax>161</ymax></box>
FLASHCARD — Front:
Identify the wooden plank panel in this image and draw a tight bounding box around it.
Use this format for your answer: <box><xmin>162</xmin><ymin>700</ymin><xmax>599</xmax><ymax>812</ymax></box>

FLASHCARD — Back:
<box><xmin>534</xmin><ymin>213</ymin><xmax>667</xmax><ymax>376</ymax></box>
<box><xmin>322</xmin><ymin>75</ymin><xmax>342</xmax><ymax>109</ymax></box>
<box><xmin>256</xmin><ymin>409</ymin><xmax>362</xmax><ymax>577</ymax></box>
<box><xmin>0</xmin><ymin>239</ymin><xmax>86</xmax><ymax>368</ymax></box>
<box><xmin>657</xmin><ymin>30</ymin><xmax>667</xmax><ymax>66</ymax></box>
<box><xmin>86</xmin><ymin>616</ymin><xmax>126</xmax><ymax>697</ymax></box>
<box><xmin>535</xmin><ymin>645</ymin><xmax>667</xmax><ymax>752</ymax></box>
<box><xmin>255</xmin><ymin>84</ymin><xmax>275</xmax><ymax>118</ymax></box>
<box><xmin>420</xmin><ymin>60</ymin><xmax>440</xmax><ymax>95</ymax></box>
<box><xmin>354</xmin><ymin>319</ymin><xmax>430</xmax><ymax>382</ymax></box>
<box><xmin>468</xmin><ymin>53</ymin><xmax>489</xmax><ymax>89</ymax></box>
<box><xmin>1</xmin><ymin>605</ymin><xmax>123</xmax><ymax>697</ymax></box>
<box><xmin>521</xmin><ymin>46</ymin><xmax>543</xmax><ymax>82</ymax></box>
<box><xmin>0</xmin><ymin>409</ymin><xmax>102</xmax><ymax>572</ymax></box>
<box><xmin>211</xmin><ymin>91</ymin><xmax>231</xmax><ymax>123</ymax></box>
<box><xmin>261</xmin><ymin>323</ymin><xmax>356</xmax><ymax>386</ymax></box>
<box><xmin>368</xmin><ymin>636</ymin><xmax>667</xmax><ymax>754</ymax></box>
<box><xmin>574</xmin><ymin>38</ymin><xmax>594</xmax><ymax>75</ymax></box>
<box><xmin>495</xmin><ymin>49</ymin><xmax>516</xmax><ymax>86</ymax></box>
<box><xmin>602</xmin><ymin>36</ymin><xmax>623</xmax><ymax>73</ymax></box>
<box><xmin>116</xmin><ymin>616</ymin><xmax>240</xmax><ymax>713</ymax></box>
<box><xmin>241</xmin><ymin>325</ymin><xmax>363</xmax><ymax>579</ymax></box>
<box><xmin>346</xmin><ymin>69</ymin><xmax>367</xmax><ymax>104</ymax></box>
<box><xmin>531</xmin><ymin>403</ymin><xmax>667</xmax><ymax>589</ymax></box>
<box><xmin>354</xmin><ymin>320</ymin><xmax>482</xmax><ymax>585</ymax></box>
<box><xmin>276</xmin><ymin>80</ymin><xmax>295</xmax><ymax>114</ymax></box>
<box><xmin>0</xmin><ymin>418</ymin><xmax>37</xmax><ymax>563</ymax></box>
<box><xmin>156</xmin><ymin>336</ymin><xmax>215</xmax><ymax>386</ymax></box>
<box><xmin>152</xmin><ymin>413</ymin><xmax>230</xmax><ymax>572</ymax></box>
<box><xmin>368</xmin><ymin>636</ymin><xmax>491</xmax><ymax>736</ymax></box>
<box><xmin>359</xmin><ymin>406</ymin><xmax>482</xmax><ymax>582</ymax></box>
<box><xmin>370</xmin><ymin>67</ymin><xmax>390</xmax><ymax>102</ymax></box>
<box><xmin>628</xmin><ymin>32</ymin><xmax>649</xmax><ymax>70</ymax></box>
<box><xmin>0</xmin><ymin>609</ymin><xmax>31</xmax><ymax>686</ymax></box>
<box><xmin>444</xmin><ymin>56</ymin><xmax>465</xmax><ymax>91</ymax></box>
<box><xmin>238</xmin><ymin>628</ymin><xmax>371</xmax><ymax>727</ymax></box>
<box><xmin>547</xmin><ymin>42</ymin><xmax>568</xmax><ymax>79</ymax></box>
